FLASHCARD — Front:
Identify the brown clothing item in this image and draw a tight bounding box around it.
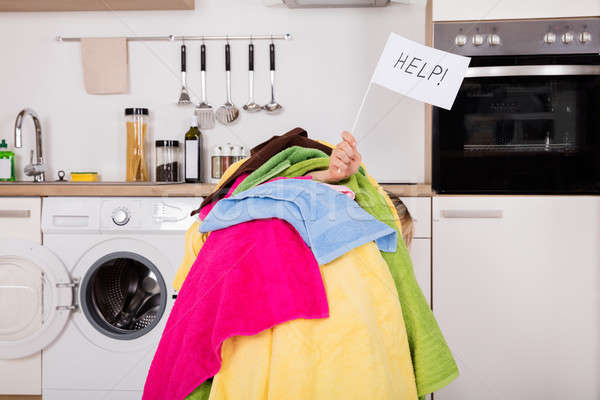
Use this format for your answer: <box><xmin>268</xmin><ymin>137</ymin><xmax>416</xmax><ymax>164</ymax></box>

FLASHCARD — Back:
<box><xmin>192</xmin><ymin>127</ymin><xmax>332</xmax><ymax>216</ymax></box>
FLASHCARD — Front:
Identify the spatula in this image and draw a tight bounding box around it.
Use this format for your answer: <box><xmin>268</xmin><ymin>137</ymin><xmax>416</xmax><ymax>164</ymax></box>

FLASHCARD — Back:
<box><xmin>177</xmin><ymin>44</ymin><xmax>192</xmax><ymax>106</ymax></box>
<box><xmin>195</xmin><ymin>44</ymin><xmax>215</xmax><ymax>129</ymax></box>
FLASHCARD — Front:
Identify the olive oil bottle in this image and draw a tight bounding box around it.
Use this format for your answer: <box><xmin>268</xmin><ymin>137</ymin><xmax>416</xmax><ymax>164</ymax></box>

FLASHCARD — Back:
<box><xmin>184</xmin><ymin>119</ymin><xmax>203</xmax><ymax>183</ymax></box>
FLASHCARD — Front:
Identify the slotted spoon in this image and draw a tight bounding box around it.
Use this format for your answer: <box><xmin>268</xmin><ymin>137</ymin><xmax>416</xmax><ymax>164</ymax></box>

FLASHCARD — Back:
<box><xmin>216</xmin><ymin>44</ymin><xmax>240</xmax><ymax>125</ymax></box>
<box><xmin>243</xmin><ymin>43</ymin><xmax>261</xmax><ymax>113</ymax></box>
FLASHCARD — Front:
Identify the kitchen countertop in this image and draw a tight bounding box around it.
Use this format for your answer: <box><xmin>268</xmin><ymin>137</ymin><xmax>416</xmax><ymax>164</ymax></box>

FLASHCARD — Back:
<box><xmin>0</xmin><ymin>182</ymin><xmax>433</xmax><ymax>197</ymax></box>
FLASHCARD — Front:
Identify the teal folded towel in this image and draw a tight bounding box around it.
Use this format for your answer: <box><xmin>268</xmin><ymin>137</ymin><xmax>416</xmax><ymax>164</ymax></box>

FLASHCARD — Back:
<box><xmin>200</xmin><ymin>179</ymin><xmax>397</xmax><ymax>264</ymax></box>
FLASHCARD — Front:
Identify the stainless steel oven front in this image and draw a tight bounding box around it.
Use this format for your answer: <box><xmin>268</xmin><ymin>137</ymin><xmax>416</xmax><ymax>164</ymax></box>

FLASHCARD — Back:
<box><xmin>433</xmin><ymin>18</ymin><xmax>600</xmax><ymax>194</ymax></box>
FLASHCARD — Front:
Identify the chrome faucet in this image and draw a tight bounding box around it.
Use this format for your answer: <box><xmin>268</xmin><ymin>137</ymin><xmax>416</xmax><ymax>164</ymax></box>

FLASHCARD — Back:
<box><xmin>14</xmin><ymin>108</ymin><xmax>46</xmax><ymax>182</ymax></box>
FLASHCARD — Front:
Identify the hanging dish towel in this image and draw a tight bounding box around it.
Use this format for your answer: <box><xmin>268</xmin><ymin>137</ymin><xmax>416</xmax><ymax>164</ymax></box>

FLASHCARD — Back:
<box><xmin>80</xmin><ymin>37</ymin><xmax>129</xmax><ymax>94</ymax></box>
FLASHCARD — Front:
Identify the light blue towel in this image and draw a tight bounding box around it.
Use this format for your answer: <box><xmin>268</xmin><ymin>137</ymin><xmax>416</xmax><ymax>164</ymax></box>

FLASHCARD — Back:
<box><xmin>200</xmin><ymin>179</ymin><xmax>397</xmax><ymax>265</ymax></box>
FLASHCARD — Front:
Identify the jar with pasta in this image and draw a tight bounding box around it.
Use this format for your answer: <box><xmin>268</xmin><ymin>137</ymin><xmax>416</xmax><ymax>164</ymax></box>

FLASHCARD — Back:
<box><xmin>125</xmin><ymin>108</ymin><xmax>150</xmax><ymax>182</ymax></box>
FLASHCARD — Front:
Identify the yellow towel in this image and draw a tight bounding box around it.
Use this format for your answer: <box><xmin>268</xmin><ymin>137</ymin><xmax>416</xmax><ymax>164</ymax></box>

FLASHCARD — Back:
<box><xmin>209</xmin><ymin>242</ymin><xmax>418</xmax><ymax>400</ymax></box>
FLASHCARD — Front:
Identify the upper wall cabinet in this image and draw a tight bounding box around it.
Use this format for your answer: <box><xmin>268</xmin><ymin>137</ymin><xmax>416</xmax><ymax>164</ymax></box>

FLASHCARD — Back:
<box><xmin>0</xmin><ymin>0</ymin><xmax>194</xmax><ymax>11</ymax></box>
<box><xmin>433</xmin><ymin>0</ymin><xmax>600</xmax><ymax>21</ymax></box>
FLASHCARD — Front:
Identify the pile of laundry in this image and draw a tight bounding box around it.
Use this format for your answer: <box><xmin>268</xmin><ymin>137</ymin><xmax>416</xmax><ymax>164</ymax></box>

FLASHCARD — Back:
<box><xmin>143</xmin><ymin>128</ymin><xmax>458</xmax><ymax>400</ymax></box>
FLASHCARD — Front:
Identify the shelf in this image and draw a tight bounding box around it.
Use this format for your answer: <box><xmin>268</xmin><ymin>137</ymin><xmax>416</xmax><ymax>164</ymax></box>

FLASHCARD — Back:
<box><xmin>0</xmin><ymin>0</ymin><xmax>194</xmax><ymax>12</ymax></box>
<box><xmin>0</xmin><ymin>182</ymin><xmax>432</xmax><ymax>198</ymax></box>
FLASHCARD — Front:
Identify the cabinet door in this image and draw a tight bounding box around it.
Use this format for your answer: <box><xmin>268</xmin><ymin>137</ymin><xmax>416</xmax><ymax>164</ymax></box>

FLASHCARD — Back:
<box><xmin>433</xmin><ymin>0</ymin><xmax>600</xmax><ymax>21</ymax></box>
<box><xmin>0</xmin><ymin>197</ymin><xmax>42</xmax><ymax>395</ymax></box>
<box><xmin>433</xmin><ymin>196</ymin><xmax>600</xmax><ymax>400</ymax></box>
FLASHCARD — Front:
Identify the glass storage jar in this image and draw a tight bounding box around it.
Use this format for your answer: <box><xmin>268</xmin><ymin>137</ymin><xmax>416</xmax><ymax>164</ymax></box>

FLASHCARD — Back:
<box><xmin>155</xmin><ymin>140</ymin><xmax>181</xmax><ymax>182</ymax></box>
<box><xmin>125</xmin><ymin>108</ymin><xmax>150</xmax><ymax>182</ymax></box>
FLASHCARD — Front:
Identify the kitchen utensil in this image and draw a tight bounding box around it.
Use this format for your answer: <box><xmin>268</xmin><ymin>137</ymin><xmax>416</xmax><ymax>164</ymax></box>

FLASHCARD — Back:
<box><xmin>177</xmin><ymin>44</ymin><xmax>192</xmax><ymax>105</ymax></box>
<box><xmin>195</xmin><ymin>44</ymin><xmax>215</xmax><ymax>129</ymax></box>
<box><xmin>263</xmin><ymin>43</ymin><xmax>282</xmax><ymax>113</ymax></box>
<box><xmin>243</xmin><ymin>44</ymin><xmax>261</xmax><ymax>113</ymax></box>
<box><xmin>216</xmin><ymin>44</ymin><xmax>240</xmax><ymax>125</ymax></box>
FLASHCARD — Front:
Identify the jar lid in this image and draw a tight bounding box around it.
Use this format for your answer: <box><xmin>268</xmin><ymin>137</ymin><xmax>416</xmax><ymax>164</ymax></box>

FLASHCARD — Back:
<box><xmin>125</xmin><ymin>108</ymin><xmax>149</xmax><ymax>116</ymax></box>
<box><xmin>156</xmin><ymin>140</ymin><xmax>179</xmax><ymax>147</ymax></box>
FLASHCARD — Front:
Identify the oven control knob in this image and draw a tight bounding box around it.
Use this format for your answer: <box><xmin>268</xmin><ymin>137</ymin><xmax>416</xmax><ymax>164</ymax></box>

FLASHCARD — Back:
<box><xmin>471</xmin><ymin>33</ymin><xmax>483</xmax><ymax>46</ymax></box>
<box><xmin>543</xmin><ymin>32</ymin><xmax>556</xmax><ymax>44</ymax></box>
<box><xmin>561</xmin><ymin>31</ymin><xmax>574</xmax><ymax>44</ymax></box>
<box><xmin>454</xmin><ymin>34</ymin><xmax>468</xmax><ymax>47</ymax></box>
<box><xmin>472</xmin><ymin>34</ymin><xmax>485</xmax><ymax>46</ymax></box>
<box><xmin>488</xmin><ymin>34</ymin><xmax>501</xmax><ymax>46</ymax></box>
<box><xmin>579</xmin><ymin>31</ymin><xmax>592</xmax><ymax>44</ymax></box>
<box><xmin>112</xmin><ymin>207</ymin><xmax>130</xmax><ymax>226</ymax></box>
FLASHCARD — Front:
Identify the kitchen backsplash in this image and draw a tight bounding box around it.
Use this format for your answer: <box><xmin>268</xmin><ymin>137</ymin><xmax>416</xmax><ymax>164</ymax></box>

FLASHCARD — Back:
<box><xmin>0</xmin><ymin>0</ymin><xmax>426</xmax><ymax>183</ymax></box>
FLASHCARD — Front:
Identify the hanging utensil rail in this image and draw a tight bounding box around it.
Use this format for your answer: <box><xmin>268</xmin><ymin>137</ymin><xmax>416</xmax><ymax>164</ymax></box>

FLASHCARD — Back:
<box><xmin>56</xmin><ymin>34</ymin><xmax>292</xmax><ymax>42</ymax></box>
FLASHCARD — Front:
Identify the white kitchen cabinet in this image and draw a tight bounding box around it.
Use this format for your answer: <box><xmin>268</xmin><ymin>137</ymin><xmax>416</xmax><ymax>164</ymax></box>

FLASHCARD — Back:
<box><xmin>433</xmin><ymin>0</ymin><xmax>600</xmax><ymax>21</ymax></box>
<box><xmin>0</xmin><ymin>197</ymin><xmax>42</xmax><ymax>395</ymax></box>
<box><xmin>432</xmin><ymin>196</ymin><xmax>600</xmax><ymax>400</ymax></box>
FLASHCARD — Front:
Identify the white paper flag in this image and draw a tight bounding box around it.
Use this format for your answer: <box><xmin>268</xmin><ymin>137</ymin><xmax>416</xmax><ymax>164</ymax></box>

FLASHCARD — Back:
<box><xmin>371</xmin><ymin>33</ymin><xmax>471</xmax><ymax>110</ymax></box>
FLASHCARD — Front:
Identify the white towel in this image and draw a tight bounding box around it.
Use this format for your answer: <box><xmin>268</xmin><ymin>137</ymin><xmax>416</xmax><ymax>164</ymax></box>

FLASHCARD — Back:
<box><xmin>80</xmin><ymin>37</ymin><xmax>129</xmax><ymax>94</ymax></box>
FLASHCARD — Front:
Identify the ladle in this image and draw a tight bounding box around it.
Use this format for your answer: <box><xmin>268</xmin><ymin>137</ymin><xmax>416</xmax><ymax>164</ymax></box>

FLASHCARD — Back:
<box><xmin>263</xmin><ymin>43</ymin><xmax>282</xmax><ymax>113</ymax></box>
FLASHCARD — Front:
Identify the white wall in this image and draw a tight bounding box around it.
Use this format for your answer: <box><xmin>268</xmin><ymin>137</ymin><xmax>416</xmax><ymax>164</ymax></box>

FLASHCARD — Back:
<box><xmin>433</xmin><ymin>0</ymin><xmax>600</xmax><ymax>21</ymax></box>
<box><xmin>0</xmin><ymin>0</ymin><xmax>426</xmax><ymax>182</ymax></box>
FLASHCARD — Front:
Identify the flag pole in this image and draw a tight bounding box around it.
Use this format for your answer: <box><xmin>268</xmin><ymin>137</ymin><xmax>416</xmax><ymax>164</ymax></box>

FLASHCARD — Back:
<box><xmin>350</xmin><ymin>81</ymin><xmax>372</xmax><ymax>136</ymax></box>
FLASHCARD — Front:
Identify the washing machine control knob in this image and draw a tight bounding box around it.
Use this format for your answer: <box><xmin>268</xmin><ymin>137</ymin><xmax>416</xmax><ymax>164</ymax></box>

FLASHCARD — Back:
<box><xmin>112</xmin><ymin>207</ymin><xmax>130</xmax><ymax>226</ymax></box>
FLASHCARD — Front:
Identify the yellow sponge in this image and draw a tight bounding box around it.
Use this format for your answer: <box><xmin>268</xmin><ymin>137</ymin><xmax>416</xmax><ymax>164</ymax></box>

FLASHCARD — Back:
<box><xmin>70</xmin><ymin>172</ymin><xmax>99</xmax><ymax>182</ymax></box>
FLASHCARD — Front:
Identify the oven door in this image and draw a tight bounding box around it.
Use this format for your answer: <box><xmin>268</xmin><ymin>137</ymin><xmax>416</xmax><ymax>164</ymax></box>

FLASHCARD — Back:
<box><xmin>433</xmin><ymin>54</ymin><xmax>600</xmax><ymax>194</ymax></box>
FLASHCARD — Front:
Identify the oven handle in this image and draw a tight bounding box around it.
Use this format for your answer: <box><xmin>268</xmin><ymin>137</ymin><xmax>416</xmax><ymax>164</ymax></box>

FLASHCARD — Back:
<box><xmin>466</xmin><ymin>65</ymin><xmax>600</xmax><ymax>78</ymax></box>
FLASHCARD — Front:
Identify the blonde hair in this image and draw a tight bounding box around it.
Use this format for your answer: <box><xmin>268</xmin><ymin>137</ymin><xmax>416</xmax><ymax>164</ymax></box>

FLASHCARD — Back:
<box><xmin>386</xmin><ymin>194</ymin><xmax>414</xmax><ymax>250</ymax></box>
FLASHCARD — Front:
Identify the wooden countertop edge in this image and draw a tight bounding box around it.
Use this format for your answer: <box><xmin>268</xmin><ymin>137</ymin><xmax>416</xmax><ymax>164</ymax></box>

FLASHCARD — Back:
<box><xmin>0</xmin><ymin>183</ymin><xmax>433</xmax><ymax>197</ymax></box>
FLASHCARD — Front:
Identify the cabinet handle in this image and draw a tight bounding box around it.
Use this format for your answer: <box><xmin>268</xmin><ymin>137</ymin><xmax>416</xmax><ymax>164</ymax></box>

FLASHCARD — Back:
<box><xmin>441</xmin><ymin>209</ymin><xmax>503</xmax><ymax>219</ymax></box>
<box><xmin>0</xmin><ymin>210</ymin><xmax>31</xmax><ymax>218</ymax></box>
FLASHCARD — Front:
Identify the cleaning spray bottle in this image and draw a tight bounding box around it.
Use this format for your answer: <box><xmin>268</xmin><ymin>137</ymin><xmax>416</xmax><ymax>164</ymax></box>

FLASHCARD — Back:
<box><xmin>0</xmin><ymin>139</ymin><xmax>15</xmax><ymax>182</ymax></box>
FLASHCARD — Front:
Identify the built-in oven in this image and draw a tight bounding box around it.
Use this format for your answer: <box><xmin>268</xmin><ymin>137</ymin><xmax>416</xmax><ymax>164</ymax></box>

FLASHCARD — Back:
<box><xmin>433</xmin><ymin>18</ymin><xmax>600</xmax><ymax>194</ymax></box>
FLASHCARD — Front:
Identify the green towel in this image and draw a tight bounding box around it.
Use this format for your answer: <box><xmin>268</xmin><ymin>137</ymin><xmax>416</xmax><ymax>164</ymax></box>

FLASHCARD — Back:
<box><xmin>278</xmin><ymin>157</ymin><xmax>459</xmax><ymax>397</ymax></box>
<box><xmin>232</xmin><ymin>146</ymin><xmax>329</xmax><ymax>196</ymax></box>
<box><xmin>186</xmin><ymin>380</ymin><xmax>211</xmax><ymax>400</ymax></box>
<box><xmin>188</xmin><ymin>150</ymin><xmax>458</xmax><ymax>400</ymax></box>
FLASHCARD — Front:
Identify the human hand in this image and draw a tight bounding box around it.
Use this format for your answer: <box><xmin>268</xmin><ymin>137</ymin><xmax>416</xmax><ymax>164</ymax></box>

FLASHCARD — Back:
<box><xmin>312</xmin><ymin>131</ymin><xmax>362</xmax><ymax>183</ymax></box>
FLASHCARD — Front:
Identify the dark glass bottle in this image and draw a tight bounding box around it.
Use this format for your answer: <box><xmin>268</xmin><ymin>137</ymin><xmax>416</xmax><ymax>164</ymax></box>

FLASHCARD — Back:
<box><xmin>184</xmin><ymin>119</ymin><xmax>202</xmax><ymax>183</ymax></box>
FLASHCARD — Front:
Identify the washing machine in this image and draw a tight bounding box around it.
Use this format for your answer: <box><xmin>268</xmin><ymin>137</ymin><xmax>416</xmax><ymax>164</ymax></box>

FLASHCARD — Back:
<box><xmin>1</xmin><ymin>196</ymin><xmax>201</xmax><ymax>400</ymax></box>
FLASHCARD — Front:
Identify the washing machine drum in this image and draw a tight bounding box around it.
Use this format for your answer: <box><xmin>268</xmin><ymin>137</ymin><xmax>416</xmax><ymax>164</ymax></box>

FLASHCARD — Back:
<box><xmin>80</xmin><ymin>253</ymin><xmax>167</xmax><ymax>340</ymax></box>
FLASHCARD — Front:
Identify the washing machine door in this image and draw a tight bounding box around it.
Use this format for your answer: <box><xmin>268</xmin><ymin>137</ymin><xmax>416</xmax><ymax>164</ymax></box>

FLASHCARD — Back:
<box><xmin>0</xmin><ymin>239</ymin><xmax>74</xmax><ymax>359</ymax></box>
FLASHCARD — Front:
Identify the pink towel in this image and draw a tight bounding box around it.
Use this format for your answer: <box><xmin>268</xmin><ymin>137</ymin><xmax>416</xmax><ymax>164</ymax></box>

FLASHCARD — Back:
<box><xmin>143</xmin><ymin>218</ymin><xmax>329</xmax><ymax>400</ymax></box>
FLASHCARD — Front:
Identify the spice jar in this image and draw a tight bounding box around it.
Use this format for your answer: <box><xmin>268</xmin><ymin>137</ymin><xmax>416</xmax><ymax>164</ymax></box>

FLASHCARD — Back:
<box><xmin>125</xmin><ymin>108</ymin><xmax>150</xmax><ymax>182</ymax></box>
<box><xmin>232</xmin><ymin>145</ymin><xmax>244</xmax><ymax>163</ymax></box>
<box><xmin>221</xmin><ymin>143</ymin><xmax>233</xmax><ymax>173</ymax></box>
<box><xmin>155</xmin><ymin>140</ymin><xmax>181</xmax><ymax>182</ymax></box>
<box><xmin>211</xmin><ymin>145</ymin><xmax>223</xmax><ymax>183</ymax></box>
